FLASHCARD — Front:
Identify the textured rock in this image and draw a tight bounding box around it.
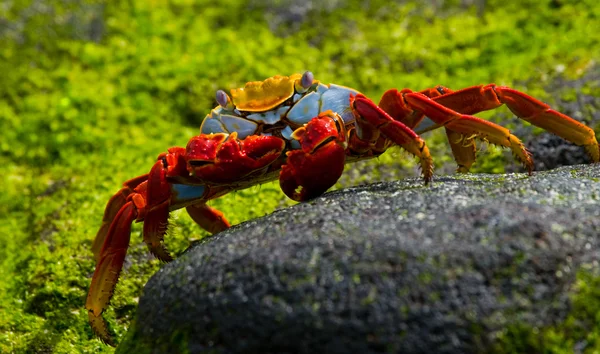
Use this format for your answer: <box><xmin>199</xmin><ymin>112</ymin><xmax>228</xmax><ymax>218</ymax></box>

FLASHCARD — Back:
<box><xmin>118</xmin><ymin>164</ymin><xmax>600</xmax><ymax>354</ymax></box>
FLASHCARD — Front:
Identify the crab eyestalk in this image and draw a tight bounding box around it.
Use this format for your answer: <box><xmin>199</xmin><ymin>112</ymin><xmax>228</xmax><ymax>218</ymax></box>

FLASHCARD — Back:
<box><xmin>295</xmin><ymin>71</ymin><xmax>314</xmax><ymax>93</ymax></box>
<box><xmin>216</xmin><ymin>89</ymin><xmax>234</xmax><ymax>110</ymax></box>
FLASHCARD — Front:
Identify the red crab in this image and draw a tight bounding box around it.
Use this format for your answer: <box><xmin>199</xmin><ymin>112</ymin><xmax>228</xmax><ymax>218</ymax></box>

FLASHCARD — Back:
<box><xmin>87</xmin><ymin>72</ymin><xmax>599</xmax><ymax>345</ymax></box>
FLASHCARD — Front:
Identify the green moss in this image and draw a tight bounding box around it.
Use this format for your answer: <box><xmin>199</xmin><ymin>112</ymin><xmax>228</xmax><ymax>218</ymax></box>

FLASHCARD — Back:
<box><xmin>489</xmin><ymin>270</ymin><xmax>600</xmax><ymax>353</ymax></box>
<box><xmin>115</xmin><ymin>324</ymin><xmax>191</xmax><ymax>354</ymax></box>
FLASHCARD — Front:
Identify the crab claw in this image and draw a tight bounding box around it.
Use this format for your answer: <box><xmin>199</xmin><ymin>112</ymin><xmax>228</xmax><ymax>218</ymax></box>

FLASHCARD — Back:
<box><xmin>280</xmin><ymin>111</ymin><xmax>347</xmax><ymax>201</ymax></box>
<box><xmin>187</xmin><ymin>132</ymin><xmax>286</xmax><ymax>183</ymax></box>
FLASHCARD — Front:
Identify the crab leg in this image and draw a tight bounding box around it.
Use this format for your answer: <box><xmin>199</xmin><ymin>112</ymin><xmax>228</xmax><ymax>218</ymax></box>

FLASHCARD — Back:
<box><xmin>378</xmin><ymin>88</ymin><xmax>480</xmax><ymax>172</ymax></box>
<box><xmin>429</xmin><ymin>85</ymin><xmax>600</xmax><ymax>162</ymax></box>
<box><xmin>413</xmin><ymin>88</ymin><xmax>479</xmax><ymax>172</ymax></box>
<box><xmin>186</xmin><ymin>203</ymin><xmax>231</xmax><ymax>234</ymax></box>
<box><xmin>351</xmin><ymin>94</ymin><xmax>434</xmax><ymax>183</ymax></box>
<box><xmin>88</xmin><ymin>144</ymin><xmax>239</xmax><ymax>345</ymax></box>
<box><xmin>377</xmin><ymin>89</ymin><xmax>533</xmax><ymax>173</ymax></box>
<box><xmin>87</xmin><ymin>160</ymin><xmax>174</xmax><ymax>345</ymax></box>
<box><xmin>403</xmin><ymin>92</ymin><xmax>535</xmax><ymax>173</ymax></box>
<box><xmin>443</xmin><ymin>129</ymin><xmax>477</xmax><ymax>173</ymax></box>
<box><xmin>142</xmin><ymin>159</ymin><xmax>178</xmax><ymax>262</ymax></box>
<box><xmin>91</xmin><ymin>174</ymin><xmax>149</xmax><ymax>260</ymax></box>
<box><xmin>87</xmin><ymin>201</ymin><xmax>136</xmax><ymax>346</ymax></box>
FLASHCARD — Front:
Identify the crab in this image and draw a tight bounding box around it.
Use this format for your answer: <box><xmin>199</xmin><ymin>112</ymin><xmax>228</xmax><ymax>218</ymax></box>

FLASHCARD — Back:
<box><xmin>87</xmin><ymin>71</ymin><xmax>599</xmax><ymax>345</ymax></box>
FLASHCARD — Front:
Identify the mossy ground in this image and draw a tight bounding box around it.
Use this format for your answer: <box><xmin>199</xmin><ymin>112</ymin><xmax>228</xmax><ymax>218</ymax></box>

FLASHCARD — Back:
<box><xmin>1</xmin><ymin>0</ymin><xmax>599</xmax><ymax>352</ymax></box>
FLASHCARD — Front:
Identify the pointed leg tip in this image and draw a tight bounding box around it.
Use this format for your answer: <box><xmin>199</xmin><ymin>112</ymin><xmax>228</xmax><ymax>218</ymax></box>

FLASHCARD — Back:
<box><xmin>585</xmin><ymin>143</ymin><xmax>600</xmax><ymax>163</ymax></box>
<box><xmin>455</xmin><ymin>165</ymin><xmax>470</xmax><ymax>173</ymax></box>
<box><xmin>89</xmin><ymin>311</ymin><xmax>116</xmax><ymax>347</ymax></box>
<box><xmin>151</xmin><ymin>244</ymin><xmax>174</xmax><ymax>263</ymax></box>
<box><xmin>419</xmin><ymin>156</ymin><xmax>434</xmax><ymax>186</ymax></box>
<box><xmin>522</xmin><ymin>158</ymin><xmax>534</xmax><ymax>176</ymax></box>
<box><xmin>421</xmin><ymin>169</ymin><xmax>433</xmax><ymax>185</ymax></box>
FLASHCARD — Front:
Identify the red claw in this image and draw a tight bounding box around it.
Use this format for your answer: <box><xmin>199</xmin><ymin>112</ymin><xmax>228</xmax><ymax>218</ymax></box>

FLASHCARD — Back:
<box><xmin>187</xmin><ymin>132</ymin><xmax>286</xmax><ymax>183</ymax></box>
<box><xmin>185</xmin><ymin>133</ymin><xmax>228</xmax><ymax>162</ymax></box>
<box><xmin>280</xmin><ymin>111</ymin><xmax>347</xmax><ymax>201</ymax></box>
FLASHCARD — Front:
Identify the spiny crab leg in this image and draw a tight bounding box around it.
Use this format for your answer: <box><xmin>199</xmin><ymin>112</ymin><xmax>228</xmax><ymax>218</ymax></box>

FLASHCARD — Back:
<box><xmin>350</xmin><ymin>94</ymin><xmax>434</xmax><ymax>183</ymax></box>
<box><xmin>88</xmin><ymin>132</ymin><xmax>286</xmax><ymax>345</ymax></box>
<box><xmin>426</xmin><ymin>84</ymin><xmax>599</xmax><ymax>163</ymax></box>
<box><xmin>87</xmin><ymin>198</ymin><xmax>137</xmax><ymax>346</ymax></box>
<box><xmin>387</xmin><ymin>88</ymin><xmax>479</xmax><ymax>172</ymax></box>
<box><xmin>378</xmin><ymin>84</ymin><xmax>599</xmax><ymax>173</ymax></box>
<box><xmin>405</xmin><ymin>92</ymin><xmax>534</xmax><ymax>173</ymax></box>
<box><xmin>87</xmin><ymin>159</ymin><xmax>177</xmax><ymax>345</ymax></box>
<box><xmin>444</xmin><ymin>129</ymin><xmax>478</xmax><ymax>173</ymax></box>
<box><xmin>91</xmin><ymin>174</ymin><xmax>149</xmax><ymax>260</ymax></box>
<box><xmin>493</xmin><ymin>85</ymin><xmax>598</xmax><ymax>161</ymax></box>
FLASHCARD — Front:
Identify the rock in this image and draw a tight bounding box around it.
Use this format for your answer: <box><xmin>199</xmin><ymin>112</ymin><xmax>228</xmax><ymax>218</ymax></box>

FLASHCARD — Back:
<box><xmin>117</xmin><ymin>164</ymin><xmax>600</xmax><ymax>354</ymax></box>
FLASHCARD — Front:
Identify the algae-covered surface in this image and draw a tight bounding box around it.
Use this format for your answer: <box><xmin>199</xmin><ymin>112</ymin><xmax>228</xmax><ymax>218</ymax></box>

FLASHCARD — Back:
<box><xmin>1</xmin><ymin>0</ymin><xmax>599</xmax><ymax>352</ymax></box>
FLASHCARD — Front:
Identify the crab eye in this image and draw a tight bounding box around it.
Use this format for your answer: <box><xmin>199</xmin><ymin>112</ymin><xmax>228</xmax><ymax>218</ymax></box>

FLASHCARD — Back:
<box><xmin>216</xmin><ymin>90</ymin><xmax>233</xmax><ymax>109</ymax></box>
<box><xmin>301</xmin><ymin>71</ymin><xmax>313</xmax><ymax>89</ymax></box>
<box><xmin>295</xmin><ymin>71</ymin><xmax>314</xmax><ymax>93</ymax></box>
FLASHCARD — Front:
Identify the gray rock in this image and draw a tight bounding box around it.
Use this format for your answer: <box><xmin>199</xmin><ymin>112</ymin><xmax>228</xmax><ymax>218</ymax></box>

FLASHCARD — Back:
<box><xmin>118</xmin><ymin>164</ymin><xmax>600</xmax><ymax>354</ymax></box>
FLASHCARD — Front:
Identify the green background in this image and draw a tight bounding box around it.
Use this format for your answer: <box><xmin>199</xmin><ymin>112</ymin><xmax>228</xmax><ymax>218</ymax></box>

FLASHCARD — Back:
<box><xmin>1</xmin><ymin>0</ymin><xmax>599</xmax><ymax>352</ymax></box>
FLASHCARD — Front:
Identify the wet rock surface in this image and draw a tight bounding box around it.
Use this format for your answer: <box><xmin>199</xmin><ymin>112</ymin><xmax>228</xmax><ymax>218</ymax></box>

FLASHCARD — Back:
<box><xmin>118</xmin><ymin>164</ymin><xmax>600</xmax><ymax>354</ymax></box>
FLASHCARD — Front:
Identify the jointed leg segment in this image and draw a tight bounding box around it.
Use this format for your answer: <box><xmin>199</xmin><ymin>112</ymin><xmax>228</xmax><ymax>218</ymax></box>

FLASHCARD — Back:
<box><xmin>88</xmin><ymin>157</ymin><xmax>233</xmax><ymax>345</ymax></box>
<box><xmin>404</xmin><ymin>92</ymin><xmax>534</xmax><ymax>173</ymax></box>
<box><xmin>351</xmin><ymin>94</ymin><xmax>435</xmax><ymax>183</ymax></box>
<box><xmin>376</xmin><ymin>83</ymin><xmax>599</xmax><ymax>173</ymax></box>
<box><xmin>431</xmin><ymin>84</ymin><xmax>599</xmax><ymax>161</ymax></box>
<box><xmin>186</xmin><ymin>204</ymin><xmax>231</xmax><ymax>234</ymax></box>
